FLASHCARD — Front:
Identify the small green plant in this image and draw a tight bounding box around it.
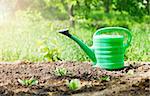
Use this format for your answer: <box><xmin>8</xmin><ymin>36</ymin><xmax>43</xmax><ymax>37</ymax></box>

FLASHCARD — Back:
<box><xmin>54</xmin><ymin>67</ymin><xmax>67</xmax><ymax>76</ymax></box>
<box><xmin>127</xmin><ymin>70</ymin><xmax>134</xmax><ymax>75</ymax></box>
<box><xmin>18</xmin><ymin>78</ymin><xmax>38</xmax><ymax>86</ymax></box>
<box><xmin>67</xmin><ymin>79</ymin><xmax>81</xmax><ymax>91</ymax></box>
<box><xmin>101</xmin><ymin>76</ymin><xmax>110</xmax><ymax>81</ymax></box>
<box><xmin>37</xmin><ymin>38</ymin><xmax>61</xmax><ymax>62</ymax></box>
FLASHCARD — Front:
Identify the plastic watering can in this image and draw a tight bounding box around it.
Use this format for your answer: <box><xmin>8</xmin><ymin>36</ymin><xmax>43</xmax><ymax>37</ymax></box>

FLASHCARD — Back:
<box><xmin>59</xmin><ymin>27</ymin><xmax>132</xmax><ymax>70</ymax></box>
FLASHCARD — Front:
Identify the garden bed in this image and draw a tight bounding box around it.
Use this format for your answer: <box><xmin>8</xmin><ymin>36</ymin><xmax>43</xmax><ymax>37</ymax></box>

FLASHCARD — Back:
<box><xmin>0</xmin><ymin>61</ymin><xmax>149</xmax><ymax>96</ymax></box>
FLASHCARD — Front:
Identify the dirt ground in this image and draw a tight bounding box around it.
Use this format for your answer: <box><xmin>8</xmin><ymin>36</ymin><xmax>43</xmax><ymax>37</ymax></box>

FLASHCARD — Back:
<box><xmin>0</xmin><ymin>61</ymin><xmax>149</xmax><ymax>96</ymax></box>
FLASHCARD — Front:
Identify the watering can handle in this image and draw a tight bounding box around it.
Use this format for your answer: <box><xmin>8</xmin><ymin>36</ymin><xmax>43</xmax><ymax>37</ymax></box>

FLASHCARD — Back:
<box><xmin>94</xmin><ymin>27</ymin><xmax>132</xmax><ymax>48</ymax></box>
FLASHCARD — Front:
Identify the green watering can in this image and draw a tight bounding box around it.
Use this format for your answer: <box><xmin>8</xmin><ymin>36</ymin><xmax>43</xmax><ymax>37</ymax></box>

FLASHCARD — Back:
<box><xmin>59</xmin><ymin>27</ymin><xmax>132</xmax><ymax>70</ymax></box>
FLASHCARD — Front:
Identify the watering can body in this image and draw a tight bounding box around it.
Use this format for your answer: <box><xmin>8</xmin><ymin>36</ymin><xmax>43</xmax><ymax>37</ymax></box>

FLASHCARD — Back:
<box><xmin>93</xmin><ymin>35</ymin><xmax>125</xmax><ymax>69</ymax></box>
<box><xmin>59</xmin><ymin>27</ymin><xmax>132</xmax><ymax>70</ymax></box>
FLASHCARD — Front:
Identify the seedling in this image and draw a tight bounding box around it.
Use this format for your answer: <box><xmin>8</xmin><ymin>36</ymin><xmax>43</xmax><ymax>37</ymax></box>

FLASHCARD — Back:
<box><xmin>18</xmin><ymin>78</ymin><xmax>38</xmax><ymax>86</ymax></box>
<box><xmin>54</xmin><ymin>67</ymin><xmax>67</xmax><ymax>76</ymax></box>
<box><xmin>127</xmin><ymin>70</ymin><xmax>134</xmax><ymax>75</ymax></box>
<box><xmin>101</xmin><ymin>76</ymin><xmax>110</xmax><ymax>81</ymax></box>
<box><xmin>67</xmin><ymin>79</ymin><xmax>81</xmax><ymax>91</ymax></box>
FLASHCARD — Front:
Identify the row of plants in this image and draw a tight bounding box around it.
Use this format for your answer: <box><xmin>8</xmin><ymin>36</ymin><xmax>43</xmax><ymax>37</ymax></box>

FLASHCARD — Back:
<box><xmin>17</xmin><ymin>67</ymin><xmax>135</xmax><ymax>91</ymax></box>
<box><xmin>18</xmin><ymin>77</ymin><xmax>81</xmax><ymax>91</ymax></box>
<box><xmin>17</xmin><ymin>67</ymin><xmax>81</xmax><ymax>91</ymax></box>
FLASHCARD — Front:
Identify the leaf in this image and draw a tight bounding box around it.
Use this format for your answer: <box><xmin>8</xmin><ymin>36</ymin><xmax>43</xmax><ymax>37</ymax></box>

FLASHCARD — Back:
<box><xmin>31</xmin><ymin>79</ymin><xmax>38</xmax><ymax>85</ymax></box>
<box><xmin>28</xmin><ymin>79</ymin><xmax>33</xmax><ymax>85</ymax></box>
<box><xmin>24</xmin><ymin>80</ymin><xmax>29</xmax><ymax>86</ymax></box>
<box><xmin>18</xmin><ymin>78</ymin><xmax>38</xmax><ymax>86</ymax></box>
<box><xmin>127</xmin><ymin>70</ymin><xmax>134</xmax><ymax>75</ymax></box>
<box><xmin>18</xmin><ymin>79</ymin><xmax>26</xmax><ymax>85</ymax></box>
<box><xmin>68</xmin><ymin>79</ymin><xmax>81</xmax><ymax>91</ymax></box>
<box><xmin>101</xmin><ymin>76</ymin><xmax>110</xmax><ymax>81</ymax></box>
<box><xmin>54</xmin><ymin>68</ymin><xmax>67</xmax><ymax>76</ymax></box>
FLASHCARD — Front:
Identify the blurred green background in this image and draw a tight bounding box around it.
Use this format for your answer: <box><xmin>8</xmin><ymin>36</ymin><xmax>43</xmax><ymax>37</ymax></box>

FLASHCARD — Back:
<box><xmin>0</xmin><ymin>0</ymin><xmax>149</xmax><ymax>62</ymax></box>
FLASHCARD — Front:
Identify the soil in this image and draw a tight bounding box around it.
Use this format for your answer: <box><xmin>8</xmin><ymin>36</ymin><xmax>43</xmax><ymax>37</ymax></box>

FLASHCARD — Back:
<box><xmin>0</xmin><ymin>61</ymin><xmax>149</xmax><ymax>96</ymax></box>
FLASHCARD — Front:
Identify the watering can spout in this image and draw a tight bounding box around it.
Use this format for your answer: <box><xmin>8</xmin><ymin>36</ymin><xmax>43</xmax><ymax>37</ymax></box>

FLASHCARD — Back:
<box><xmin>58</xmin><ymin>29</ymin><xmax>96</xmax><ymax>64</ymax></box>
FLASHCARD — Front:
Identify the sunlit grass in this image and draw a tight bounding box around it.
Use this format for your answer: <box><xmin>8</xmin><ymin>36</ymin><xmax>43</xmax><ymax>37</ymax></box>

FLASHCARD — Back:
<box><xmin>0</xmin><ymin>11</ymin><xmax>149</xmax><ymax>62</ymax></box>
<box><xmin>0</xmin><ymin>11</ymin><xmax>70</xmax><ymax>62</ymax></box>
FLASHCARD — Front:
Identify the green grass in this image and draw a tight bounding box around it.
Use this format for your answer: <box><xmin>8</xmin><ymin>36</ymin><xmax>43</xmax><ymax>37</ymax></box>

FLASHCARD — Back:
<box><xmin>126</xmin><ymin>23</ymin><xmax>150</xmax><ymax>61</ymax></box>
<box><xmin>0</xmin><ymin>11</ymin><xmax>149</xmax><ymax>62</ymax></box>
